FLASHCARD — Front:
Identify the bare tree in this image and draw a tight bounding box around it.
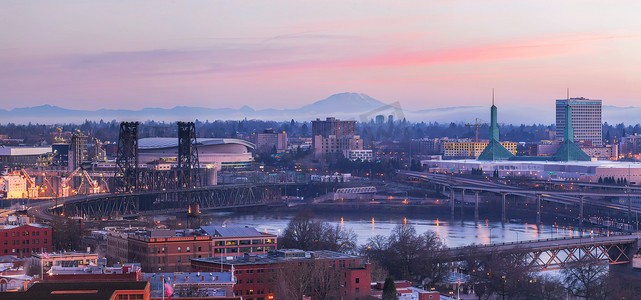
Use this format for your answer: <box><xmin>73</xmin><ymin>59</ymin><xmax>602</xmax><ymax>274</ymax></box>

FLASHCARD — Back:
<box><xmin>538</xmin><ymin>274</ymin><xmax>566</xmax><ymax>300</ymax></box>
<box><xmin>561</xmin><ymin>257</ymin><xmax>608</xmax><ymax>300</ymax></box>
<box><xmin>275</xmin><ymin>259</ymin><xmax>340</xmax><ymax>300</ymax></box>
<box><xmin>280</xmin><ymin>210</ymin><xmax>357</xmax><ymax>252</ymax></box>
<box><xmin>275</xmin><ymin>261</ymin><xmax>312</xmax><ymax>300</ymax></box>
<box><xmin>309</xmin><ymin>260</ymin><xmax>341</xmax><ymax>300</ymax></box>
<box><xmin>477</xmin><ymin>249</ymin><xmax>532</xmax><ymax>300</ymax></box>
<box><xmin>369</xmin><ymin>260</ymin><xmax>389</xmax><ymax>282</ymax></box>
<box><xmin>361</xmin><ymin>224</ymin><xmax>446</xmax><ymax>287</ymax></box>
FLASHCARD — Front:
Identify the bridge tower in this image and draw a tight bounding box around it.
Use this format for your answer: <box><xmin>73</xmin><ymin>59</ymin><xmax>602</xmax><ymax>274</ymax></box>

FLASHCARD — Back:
<box><xmin>115</xmin><ymin>122</ymin><xmax>139</xmax><ymax>192</ymax></box>
<box><xmin>177</xmin><ymin>122</ymin><xmax>200</xmax><ymax>188</ymax></box>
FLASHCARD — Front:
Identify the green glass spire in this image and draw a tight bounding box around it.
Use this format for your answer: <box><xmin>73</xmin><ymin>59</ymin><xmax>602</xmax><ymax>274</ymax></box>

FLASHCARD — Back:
<box><xmin>564</xmin><ymin>103</ymin><xmax>574</xmax><ymax>143</ymax></box>
<box><xmin>478</xmin><ymin>90</ymin><xmax>514</xmax><ymax>161</ymax></box>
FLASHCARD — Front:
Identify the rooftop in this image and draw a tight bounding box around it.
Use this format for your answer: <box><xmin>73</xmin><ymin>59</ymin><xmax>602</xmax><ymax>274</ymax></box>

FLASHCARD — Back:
<box><xmin>0</xmin><ymin>146</ymin><xmax>51</xmax><ymax>156</ymax></box>
<box><xmin>192</xmin><ymin>250</ymin><xmax>363</xmax><ymax>266</ymax></box>
<box><xmin>0</xmin><ymin>223</ymin><xmax>51</xmax><ymax>231</ymax></box>
<box><xmin>0</xmin><ymin>281</ymin><xmax>149</xmax><ymax>300</ymax></box>
<box><xmin>428</xmin><ymin>159</ymin><xmax>641</xmax><ymax>169</ymax></box>
<box><xmin>143</xmin><ymin>271</ymin><xmax>233</xmax><ymax>284</ymax></box>
<box><xmin>138</xmin><ymin>137</ymin><xmax>255</xmax><ymax>150</ymax></box>
<box><xmin>33</xmin><ymin>252</ymin><xmax>97</xmax><ymax>259</ymax></box>
<box><xmin>200</xmin><ymin>225</ymin><xmax>267</xmax><ymax>238</ymax></box>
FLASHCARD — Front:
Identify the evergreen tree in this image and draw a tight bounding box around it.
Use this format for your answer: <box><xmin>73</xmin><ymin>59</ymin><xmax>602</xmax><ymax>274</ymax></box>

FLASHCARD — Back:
<box><xmin>382</xmin><ymin>277</ymin><xmax>398</xmax><ymax>300</ymax></box>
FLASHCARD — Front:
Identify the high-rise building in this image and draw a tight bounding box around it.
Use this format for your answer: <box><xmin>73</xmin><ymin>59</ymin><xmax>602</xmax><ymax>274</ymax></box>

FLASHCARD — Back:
<box><xmin>311</xmin><ymin>117</ymin><xmax>360</xmax><ymax>157</ymax></box>
<box><xmin>253</xmin><ymin>129</ymin><xmax>287</xmax><ymax>153</ymax></box>
<box><xmin>375</xmin><ymin>115</ymin><xmax>384</xmax><ymax>125</ymax></box>
<box><xmin>311</xmin><ymin>117</ymin><xmax>356</xmax><ymax>140</ymax></box>
<box><xmin>556</xmin><ymin>98</ymin><xmax>602</xmax><ymax>146</ymax></box>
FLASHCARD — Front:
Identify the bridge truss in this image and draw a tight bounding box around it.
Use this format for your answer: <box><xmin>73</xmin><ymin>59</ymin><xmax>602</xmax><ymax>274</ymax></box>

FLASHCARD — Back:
<box><xmin>335</xmin><ymin>186</ymin><xmax>377</xmax><ymax>194</ymax></box>
<box><xmin>526</xmin><ymin>241</ymin><xmax>631</xmax><ymax>271</ymax></box>
<box><xmin>52</xmin><ymin>184</ymin><xmax>283</xmax><ymax>219</ymax></box>
<box><xmin>441</xmin><ymin>236</ymin><xmax>636</xmax><ymax>272</ymax></box>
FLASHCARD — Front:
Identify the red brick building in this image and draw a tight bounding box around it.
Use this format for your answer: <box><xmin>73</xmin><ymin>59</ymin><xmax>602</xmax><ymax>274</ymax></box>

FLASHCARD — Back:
<box><xmin>127</xmin><ymin>230</ymin><xmax>213</xmax><ymax>273</ymax></box>
<box><xmin>191</xmin><ymin>249</ymin><xmax>371</xmax><ymax>300</ymax></box>
<box><xmin>107</xmin><ymin>226</ymin><xmax>277</xmax><ymax>273</ymax></box>
<box><xmin>0</xmin><ymin>224</ymin><xmax>51</xmax><ymax>258</ymax></box>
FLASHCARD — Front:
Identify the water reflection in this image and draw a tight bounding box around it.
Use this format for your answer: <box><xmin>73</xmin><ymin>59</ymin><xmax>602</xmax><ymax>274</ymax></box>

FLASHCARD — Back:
<box><xmin>202</xmin><ymin>212</ymin><xmax>587</xmax><ymax>247</ymax></box>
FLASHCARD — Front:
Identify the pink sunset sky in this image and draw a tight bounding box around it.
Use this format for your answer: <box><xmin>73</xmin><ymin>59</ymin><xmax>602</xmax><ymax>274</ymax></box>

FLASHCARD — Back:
<box><xmin>2</xmin><ymin>0</ymin><xmax>641</xmax><ymax>111</ymax></box>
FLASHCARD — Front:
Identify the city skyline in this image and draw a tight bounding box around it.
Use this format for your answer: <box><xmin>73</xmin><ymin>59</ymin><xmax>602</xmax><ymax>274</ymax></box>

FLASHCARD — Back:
<box><xmin>2</xmin><ymin>1</ymin><xmax>641</xmax><ymax>111</ymax></box>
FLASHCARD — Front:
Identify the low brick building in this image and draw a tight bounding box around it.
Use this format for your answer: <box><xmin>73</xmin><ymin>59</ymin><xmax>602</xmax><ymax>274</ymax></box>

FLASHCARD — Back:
<box><xmin>127</xmin><ymin>229</ymin><xmax>213</xmax><ymax>273</ymax></box>
<box><xmin>192</xmin><ymin>249</ymin><xmax>371</xmax><ymax>300</ymax></box>
<box><xmin>106</xmin><ymin>226</ymin><xmax>277</xmax><ymax>273</ymax></box>
<box><xmin>0</xmin><ymin>224</ymin><xmax>52</xmax><ymax>258</ymax></box>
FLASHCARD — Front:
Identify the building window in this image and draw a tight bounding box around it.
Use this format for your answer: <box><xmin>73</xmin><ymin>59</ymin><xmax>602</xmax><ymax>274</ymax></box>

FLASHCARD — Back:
<box><xmin>186</xmin><ymin>247</ymin><xmax>190</xmax><ymax>252</ymax></box>
<box><xmin>178</xmin><ymin>247</ymin><xmax>181</xmax><ymax>252</ymax></box>
<box><xmin>355</xmin><ymin>278</ymin><xmax>359</xmax><ymax>284</ymax></box>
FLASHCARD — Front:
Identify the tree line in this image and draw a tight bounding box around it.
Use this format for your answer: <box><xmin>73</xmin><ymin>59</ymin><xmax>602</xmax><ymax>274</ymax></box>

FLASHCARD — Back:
<box><xmin>3</xmin><ymin>119</ymin><xmax>639</xmax><ymax>146</ymax></box>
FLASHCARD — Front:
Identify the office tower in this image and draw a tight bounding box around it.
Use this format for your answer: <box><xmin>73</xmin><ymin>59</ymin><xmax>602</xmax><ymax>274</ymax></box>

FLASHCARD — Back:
<box><xmin>556</xmin><ymin>98</ymin><xmax>602</xmax><ymax>146</ymax></box>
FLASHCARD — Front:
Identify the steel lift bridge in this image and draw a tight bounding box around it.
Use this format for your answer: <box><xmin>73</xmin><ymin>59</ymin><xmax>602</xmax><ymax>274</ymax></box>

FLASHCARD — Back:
<box><xmin>29</xmin><ymin>122</ymin><xmax>292</xmax><ymax>220</ymax></box>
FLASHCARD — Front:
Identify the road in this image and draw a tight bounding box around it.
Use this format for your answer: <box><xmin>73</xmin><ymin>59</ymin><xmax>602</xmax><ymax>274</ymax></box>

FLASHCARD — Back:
<box><xmin>400</xmin><ymin>170</ymin><xmax>641</xmax><ymax>214</ymax></box>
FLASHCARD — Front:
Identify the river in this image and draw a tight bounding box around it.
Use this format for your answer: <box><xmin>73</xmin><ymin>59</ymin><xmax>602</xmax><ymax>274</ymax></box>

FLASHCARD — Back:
<box><xmin>200</xmin><ymin>211</ymin><xmax>588</xmax><ymax>247</ymax></box>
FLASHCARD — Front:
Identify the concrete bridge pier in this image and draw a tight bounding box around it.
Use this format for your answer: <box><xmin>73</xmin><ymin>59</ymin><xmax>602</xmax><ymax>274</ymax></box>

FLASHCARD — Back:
<box><xmin>450</xmin><ymin>187</ymin><xmax>455</xmax><ymax>218</ymax></box>
<box><xmin>474</xmin><ymin>191</ymin><xmax>479</xmax><ymax>221</ymax></box>
<box><xmin>536</xmin><ymin>194</ymin><xmax>541</xmax><ymax>226</ymax></box>
<box><xmin>501</xmin><ymin>192</ymin><xmax>507</xmax><ymax>224</ymax></box>
<box><xmin>579</xmin><ymin>195</ymin><xmax>584</xmax><ymax>231</ymax></box>
<box><xmin>628</xmin><ymin>193</ymin><xmax>632</xmax><ymax>225</ymax></box>
<box><xmin>461</xmin><ymin>189</ymin><xmax>466</xmax><ymax>220</ymax></box>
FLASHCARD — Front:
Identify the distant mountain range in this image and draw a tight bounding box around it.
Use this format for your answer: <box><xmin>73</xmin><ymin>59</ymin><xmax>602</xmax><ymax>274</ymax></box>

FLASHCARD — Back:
<box><xmin>1</xmin><ymin>92</ymin><xmax>639</xmax><ymax>125</ymax></box>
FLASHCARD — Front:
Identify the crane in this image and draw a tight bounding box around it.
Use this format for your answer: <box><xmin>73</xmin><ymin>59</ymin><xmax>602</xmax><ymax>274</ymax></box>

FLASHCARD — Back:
<box><xmin>465</xmin><ymin>118</ymin><xmax>504</xmax><ymax>142</ymax></box>
<box><xmin>41</xmin><ymin>173</ymin><xmax>58</xmax><ymax>198</ymax></box>
<box><xmin>20</xmin><ymin>169</ymin><xmax>38</xmax><ymax>199</ymax></box>
<box><xmin>82</xmin><ymin>170</ymin><xmax>101</xmax><ymax>194</ymax></box>
<box><xmin>59</xmin><ymin>167</ymin><xmax>81</xmax><ymax>198</ymax></box>
<box><xmin>465</xmin><ymin>118</ymin><xmax>489</xmax><ymax>143</ymax></box>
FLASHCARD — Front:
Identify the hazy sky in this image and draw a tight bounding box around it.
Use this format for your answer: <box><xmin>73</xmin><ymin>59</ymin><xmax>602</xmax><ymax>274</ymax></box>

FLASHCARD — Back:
<box><xmin>2</xmin><ymin>1</ymin><xmax>641</xmax><ymax>111</ymax></box>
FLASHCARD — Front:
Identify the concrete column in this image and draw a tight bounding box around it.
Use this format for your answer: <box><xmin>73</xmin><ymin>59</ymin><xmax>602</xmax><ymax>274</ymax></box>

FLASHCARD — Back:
<box><xmin>536</xmin><ymin>194</ymin><xmax>541</xmax><ymax>226</ymax></box>
<box><xmin>501</xmin><ymin>192</ymin><xmax>507</xmax><ymax>224</ymax></box>
<box><xmin>461</xmin><ymin>189</ymin><xmax>466</xmax><ymax>219</ymax></box>
<box><xmin>628</xmin><ymin>194</ymin><xmax>632</xmax><ymax>225</ymax></box>
<box><xmin>450</xmin><ymin>188</ymin><xmax>455</xmax><ymax>217</ymax></box>
<box><xmin>474</xmin><ymin>191</ymin><xmax>480</xmax><ymax>221</ymax></box>
<box><xmin>579</xmin><ymin>195</ymin><xmax>584</xmax><ymax>231</ymax></box>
